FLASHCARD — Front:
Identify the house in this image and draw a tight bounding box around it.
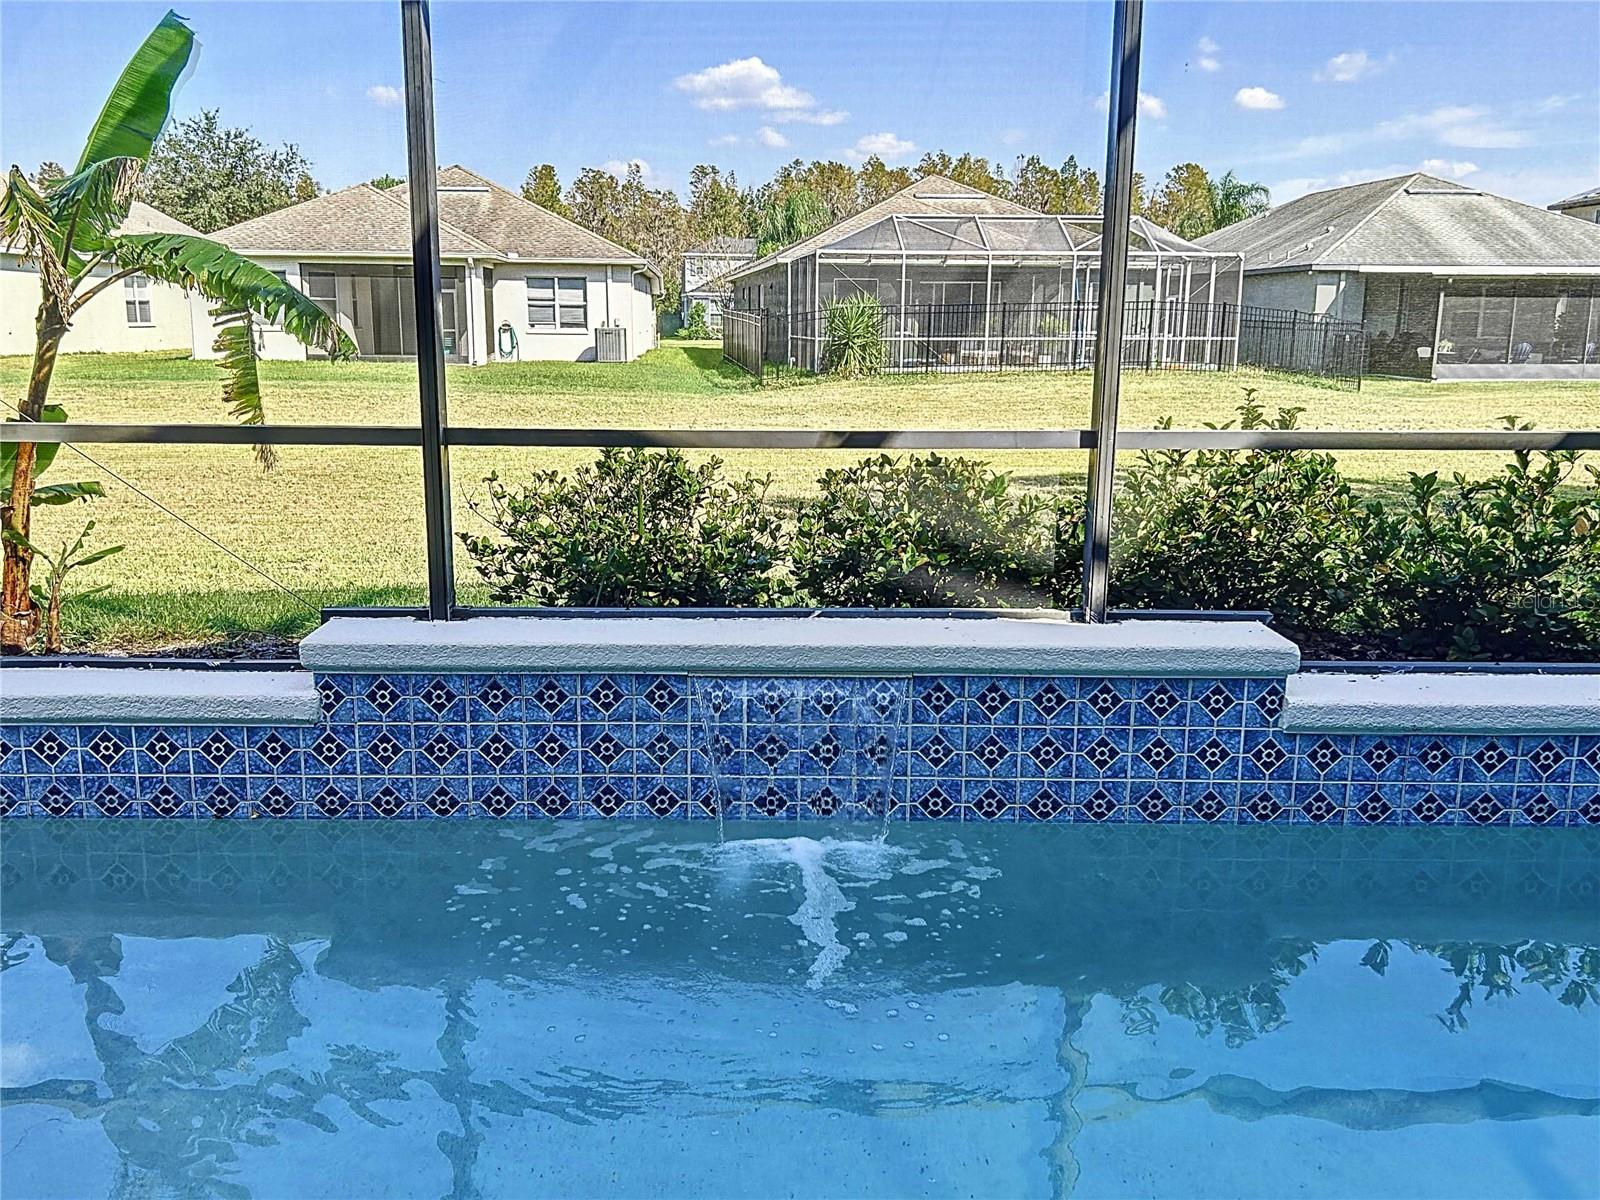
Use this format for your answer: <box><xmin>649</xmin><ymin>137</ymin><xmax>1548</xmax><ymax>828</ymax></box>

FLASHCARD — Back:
<box><xmin>201</xmin><ymin>166</ymin><xmax>661</xmax><ymax>366</ymax></box>
<box><xmin>680</xmin><ymin>236</ymin><xmax>756</xmax><ymax>331</ymax></box>
<box><xmin>1198</xmin><ymin>173</ymin><xmax>1600</xmax><ymax>380</ymax></box>
<box><xmin>719</xmin><ymin>175</ymin><xmax>1243</xmax><ymax>373</ymax></box>
<box><xmin>1550</xmin><ymin>186</ymin><xmax>1600</xmax><ymax>224</ymax></box>
<box><xmin>1</xmin><ymin>202</ymin><xmax>202</xmax><ymax>358</ymax></box>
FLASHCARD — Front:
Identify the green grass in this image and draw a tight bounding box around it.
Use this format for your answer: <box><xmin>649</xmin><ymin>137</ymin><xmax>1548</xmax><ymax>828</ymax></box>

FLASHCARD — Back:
<box><xmin>3</xmin><ymin>345</ymin><xmax>1595</xmax><ymax>651</ymax></box>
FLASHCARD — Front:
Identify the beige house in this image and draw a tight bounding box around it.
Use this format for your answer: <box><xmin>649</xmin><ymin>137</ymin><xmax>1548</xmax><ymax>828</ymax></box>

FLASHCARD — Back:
<box><xmin>0</xmin><ymin>202</ymin><xmax>202</xmax><ymax>358</ymax></box>
<box><xmin>1550</xmin><ymin>186</ymin><xmax>1600</xmax><ymax>224</ymax></box>
<box><xmin>203</xmin><ymin>166</ymin><xmax>661</xmax><ymax>365</ymax></box>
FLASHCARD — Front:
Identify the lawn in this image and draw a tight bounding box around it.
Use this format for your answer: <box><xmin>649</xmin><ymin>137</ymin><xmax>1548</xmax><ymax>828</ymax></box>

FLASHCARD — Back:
<box><xmin>3</xmin><ymin>343</ymin><xmax>1596</xmax><ymax>651</ymax></box>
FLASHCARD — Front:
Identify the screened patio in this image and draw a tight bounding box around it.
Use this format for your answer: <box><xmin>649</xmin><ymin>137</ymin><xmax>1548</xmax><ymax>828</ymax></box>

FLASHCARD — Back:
<box><xmin>732</xmin><ymin>213</ymin><xmax>1245</xmax><ymax>373</ymax></box>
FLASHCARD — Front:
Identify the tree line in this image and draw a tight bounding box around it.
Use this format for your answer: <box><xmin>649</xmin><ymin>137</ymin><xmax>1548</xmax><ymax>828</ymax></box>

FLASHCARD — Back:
<box><xmin>88</xmin><ymin>110</ymin><xmax>1268</xmax><ymax>313</ymax></box>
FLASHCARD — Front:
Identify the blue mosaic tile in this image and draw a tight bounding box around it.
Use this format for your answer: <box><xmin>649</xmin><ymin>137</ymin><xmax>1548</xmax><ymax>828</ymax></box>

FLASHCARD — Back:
<box><xmin>4</xmin><ymin>669</ymin><xmax>1594</xmax><ymax>828</ymax></box>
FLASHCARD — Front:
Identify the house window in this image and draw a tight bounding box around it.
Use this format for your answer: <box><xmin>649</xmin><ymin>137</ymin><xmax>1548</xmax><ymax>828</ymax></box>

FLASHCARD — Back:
<box><xmin>528</xmin><ymin>275</ymin><xmax>588</xmax><ymax>330</ymax></box>
<box><xmin>303</xmin><ymin>270</ymin><xmax>337</xmax><ymax>319</ymax></box>
<box><xmin>124</xmin><ymin>274</ymin><xmax>152</xmax><ymax>326</ymax></box>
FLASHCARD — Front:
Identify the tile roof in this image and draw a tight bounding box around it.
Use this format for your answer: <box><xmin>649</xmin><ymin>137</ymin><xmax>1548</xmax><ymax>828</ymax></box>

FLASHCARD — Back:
<box><xmin>1198</xmin><ymin>173</ymin><xmax>1600</xmax><ymax>271</ymax></box>
<box><xmin>211</xmin><ymin>166</ymin><xmax>650</xmax><ymax>268</ymax></box>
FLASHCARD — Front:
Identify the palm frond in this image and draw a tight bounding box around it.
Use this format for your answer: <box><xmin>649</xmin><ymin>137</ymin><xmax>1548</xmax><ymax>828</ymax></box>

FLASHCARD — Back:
<box><xmin>210</xmin><ymin>309</ymin><xmax>276</xmax><ymax>468</ymax></box>
<box><xmin>110</xmin><ymin>232</ymin><xmax>355</xmax><ymax>358</ymax></box>
<box><xmin>74</xmin><ymin>10</ymin><xmax>195</xmax><ymax>173</ymax></box>
<box><xmin>0</xmin><ymin>168</ymin><xmax>72</xmax><ymax>307</ymax></box>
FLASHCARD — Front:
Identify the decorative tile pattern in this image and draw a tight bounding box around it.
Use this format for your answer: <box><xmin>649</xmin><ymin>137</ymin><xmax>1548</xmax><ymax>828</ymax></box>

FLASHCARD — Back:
<box><xmin>1</xmin><ymin>673</ymin><xmax>1595</xmax><ymax>825</ymax></box>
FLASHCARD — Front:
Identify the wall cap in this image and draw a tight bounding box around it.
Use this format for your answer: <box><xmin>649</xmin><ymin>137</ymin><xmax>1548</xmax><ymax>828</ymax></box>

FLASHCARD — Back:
<box><xmin>298</xmin><ymin>614</ymin><xmax>1300</xmax><ymax>677</ymax></box>
<box><xmin>1283</xmin><ymin>671</ymin><xmax>1600</xmax><ymax>734</ymax></box>
<box><xmin>0</xmin><ymin>667</ymin><xmax>320</xmax><ymax>726</ymax></box>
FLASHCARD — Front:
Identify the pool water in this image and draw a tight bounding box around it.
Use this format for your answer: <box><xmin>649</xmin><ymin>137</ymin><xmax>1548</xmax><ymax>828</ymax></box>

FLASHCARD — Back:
<box><xmin>2</xmin><ymin>821</ymin><xmax>1597</xmax><ymax>1199</ymax></box>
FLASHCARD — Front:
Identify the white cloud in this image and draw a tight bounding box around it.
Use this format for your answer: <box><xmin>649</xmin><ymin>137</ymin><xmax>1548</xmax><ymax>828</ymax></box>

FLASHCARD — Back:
<box><xmin>847</xmin><ymin>131</ymin><xmax>916</xmax><ymax>162</ymax></box>
<box><xmin>1316</xmin><ymin>50</ymin><xmax>1389</xmax><ymax>84</ymax></box>
<box><xmin>774</xmin><ymin>108</ymin><xmax>849</xmax><ymax>126</ymax></box>
<box><xmin>1234</xmin><ymin>86</ymin><xmax>1285</xmax><ymax>111</ymax></box>
<box><xmin>1260</xmin><ymin>104</ymin><xmax>1528</xmax><ymax>161</ymax></box>
<box><xmin>366</xmin><ymin>84</ymin><xmax>402</xmax><ymax>107</ymax></box>
<box><xmin>708</xmin><ymin>133</ymin><xmax>742</xmax><ymax>149</ymax></box>
<box><xmin>756</xmin><ymin>125</ymin><xmax>790</xmax><ymax>149</ymax></box>
<box><xmin>672</xmin><ymin>56</ymin><xmax>845</xmax><ymax>127</ymax></box>
<box><xmin>1001</xmin><ymin>128</ymin><xmax>1027</xmax><ymax>147</ymax></box>
<box><xmin>601</xmin><ymin>158</ymin><xmax>665</xmax><ymax>186</ymax></box>
<box><xmin>1420</xmin><ymin>158</ymin><xmax>1479</xmax><ymax>178</ymax></box>
<box><xmin>674</xmin><ymin>56</ymin><xmax>811</xmax><ymax>112</ymax></box>
<box><xmin>1094</xmin><ymin>90</ymin><xmax>1167</xmax><ymax>120</ymax></box>
<box><xmin>1196</xmin><ymin>36</ymin><xmax>1221</xmax><ymax>72</ymax></box>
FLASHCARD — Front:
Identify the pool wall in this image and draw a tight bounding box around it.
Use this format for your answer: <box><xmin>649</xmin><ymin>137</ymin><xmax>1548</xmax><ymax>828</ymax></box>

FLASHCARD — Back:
<box><xmin>4</xmin><ymin>617</ymin><xmax>1596</xmax><ymax>825</ymax></box>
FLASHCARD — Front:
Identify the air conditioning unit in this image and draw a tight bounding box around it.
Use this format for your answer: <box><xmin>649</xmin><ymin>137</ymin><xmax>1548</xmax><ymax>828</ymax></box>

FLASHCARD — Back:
<box><xmin>595</xmin><ymin>325</ymin><xmax>627</xmax><ymax>363</ymax></box>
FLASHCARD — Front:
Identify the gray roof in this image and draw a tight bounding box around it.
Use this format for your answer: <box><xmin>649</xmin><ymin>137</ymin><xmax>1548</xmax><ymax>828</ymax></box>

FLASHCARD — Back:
<box><xmin>723</xmin><ymin>175</ymin><xmax>1037</xmax><ymax>283</ymax></box>
<box><xmin>118</xmin><ymin>201</ymin><xmax>203</xmax><ymax>238</ymax></box>
<box><xmin>212</xmin><ymin>166</ymin><xmax>651</xmax><ymax>270</ymax></box>
<box><xmin>1550</xmin><ymin>185</ymin><xmax>1600</xmax><ymax>212</ymax></box>
<box><xmin>687</xmin><ymin>236</ymin><xmax>756</xmax><ymax>256</ymax></box>
<box><xmin>1198</xmin><ymin>173</ymin><xmax>1600</xmax><ymax>272</ymax></box>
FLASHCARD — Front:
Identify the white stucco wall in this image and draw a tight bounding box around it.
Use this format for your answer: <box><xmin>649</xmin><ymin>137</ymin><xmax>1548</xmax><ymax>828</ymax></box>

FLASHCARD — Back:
<box><xmin>2</xmin><ymin>254</ymin><xmax>197</xmax><ymax>358</ymax></box>
<box><xmin>487</xmin><ymin>263</ymin><xmax>655</xmax><ymax>363</ymax></box>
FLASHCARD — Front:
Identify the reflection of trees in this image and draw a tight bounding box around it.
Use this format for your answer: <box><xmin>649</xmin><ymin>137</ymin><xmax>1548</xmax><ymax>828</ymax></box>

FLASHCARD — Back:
<box><xmin>1118</xmin><ymin>941</ymin><xmax>1319</xmax><ymax>1048</ymax></box>
<box><xmin>1116</xmin><ymin>939</ymin><xmax>1600</xmax><ymax>1045</ymax></box>
<box><xmin>1369</xmin><ymin>940</ymin><xmax>1600</xmax><ymax>1032</ymax></box>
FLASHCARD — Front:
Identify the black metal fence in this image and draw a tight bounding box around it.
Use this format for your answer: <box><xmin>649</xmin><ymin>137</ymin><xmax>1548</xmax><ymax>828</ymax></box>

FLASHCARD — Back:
<box><xmin>721</xmin><ymin>308</ymin><xmax>765</xmax><ymax>380</ymax></box>
<box><xmin>729</xmin><ymin>300</ymin><xmax>1365</xmax><ymax>386</ymax></box>
<box><xmin>1236</xmin><ymin>306</ymin><xmax>1367</xmax><ymax>387</ymax></box>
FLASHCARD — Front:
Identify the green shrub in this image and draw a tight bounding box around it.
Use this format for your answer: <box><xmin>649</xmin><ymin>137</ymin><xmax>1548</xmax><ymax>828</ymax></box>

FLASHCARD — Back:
<box><xmin>683</xmin><ymin>302</ymin><xmax>712</xmax><ymax>339</ymax></box>
<box><xmin>460</xmin><ymin>448</ymin><xmax>791</xmax><ymax>607</ymax></box>
<box><xmin>1349</xmin><ymin>427</ymin><xmax>1600</xmax><ymax>659</ymax></box>
<box><xmin>823</xmin><ymin>294</ymin><xmax>887</xmax><ymax>377</ymax></box>
<box><xmin>1108</xmin><ymin>393</ymin><xmax>1366</xmax><ymax>633</ymax></box>
<box><xmin>791</xmin><ymin>454</ymin><xmax>1074</xmax><ymax>607</ymax></box>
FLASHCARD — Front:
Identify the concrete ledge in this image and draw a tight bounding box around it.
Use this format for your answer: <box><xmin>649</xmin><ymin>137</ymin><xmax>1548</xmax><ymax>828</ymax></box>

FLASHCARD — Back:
<box><xmin>298</xmin><ymin>615</ymin><xmax>1300</xmax><ymax>678</ymax></box>
<box><xmin>0</xmin><ymin>668</ymin><xmax>321</xmax><ymax>726</ymax></box>
<box><xmin>1284</xmin><ymin>672</ymin><xmax>1600</xmax><ymax>734</ymax></box>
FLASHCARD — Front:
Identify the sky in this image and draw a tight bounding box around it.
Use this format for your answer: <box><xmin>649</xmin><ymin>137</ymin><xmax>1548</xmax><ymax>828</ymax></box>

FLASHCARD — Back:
<box><xmin>2</xmin><ymin>0</ymin><xmax>1597</xmax><ymax>210</ymax></box>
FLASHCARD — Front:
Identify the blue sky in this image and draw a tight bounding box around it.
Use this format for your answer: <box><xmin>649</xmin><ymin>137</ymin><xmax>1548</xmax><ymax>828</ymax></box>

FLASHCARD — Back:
<box><xmin>3</xmin><ymin>1</ymin><xmax>1596</xmax><ymax>209</ymax></box>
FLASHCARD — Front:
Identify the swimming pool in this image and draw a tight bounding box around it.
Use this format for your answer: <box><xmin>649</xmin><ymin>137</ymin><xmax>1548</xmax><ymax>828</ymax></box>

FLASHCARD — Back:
<box><xmin>3</xmin><ymin>821</ymin><xmax>1597</xmax><ymax>1199</ymax></box>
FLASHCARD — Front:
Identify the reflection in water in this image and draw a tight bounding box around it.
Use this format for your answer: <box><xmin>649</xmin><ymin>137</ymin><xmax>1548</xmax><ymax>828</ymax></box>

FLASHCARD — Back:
<box><xmin>2</xmin><ymin>822</ymin><xmax>1598</xmax><ymax>1199</ymax></box>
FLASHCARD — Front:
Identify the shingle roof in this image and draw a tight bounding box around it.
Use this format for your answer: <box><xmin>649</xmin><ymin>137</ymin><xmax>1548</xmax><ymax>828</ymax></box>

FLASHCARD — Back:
<box><xmin>688</xmin><ymin>236</ymin><xmax>757</xmax><ymax>256</ymax></box>
<box><xmin>1198</xmin><ymin>173</ymin><xmax>1600</xmax><ymax>271</ymax></box>
<box><xmin>212</xmin><ymin>167</ymin><xmax>649</xmax><ymax>268</ymax></box>
<box><xmin>118</xmin><ymin>201</ymin><xmax>203</xmax><ymax>237</ymax></box>
<box><xmin>723</xmin><ymin>175</ymin><xmax>1037</xmax><ymax>283</ymax></box>
<box><xmin>1550</xmin><ymin>185</ymin><xmax>1600</xmax><ymax>212</ymax></box>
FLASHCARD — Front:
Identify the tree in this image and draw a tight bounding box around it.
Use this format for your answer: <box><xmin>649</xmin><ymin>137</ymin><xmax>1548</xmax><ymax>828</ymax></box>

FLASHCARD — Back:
<box><xmin>0</xmin><ymin>11</ymin><xmax>352</xmax><ymax>652</ymax></box>
<box><xmin>369</xmin><ymin>173</ymin><xmax>403</xmax><ymax>190</ymax></box>
<box><xmin>856</xmin><ymin>156</ymin><xmax>913</xmax><ymax>207</ymax></box>
<box><xmin>564</xmin><ymin>163</ymin><xmax>690</xmax><ymax>311</ymax></box>
<box><xmin>31</xmin><ymin>162</ymin><xmax>65</xmax><ymax>188</ymax></box>
<box><xmin>137</xmin><ymin>108</ymin><xmax>319</xmax><ymax>232</ymax></box>
<box><xmin>521</xmin><ymin>163</ymin><xmax>570</xmax><ymax>218</ymax></box>
<box><xmin>687</xmin><ymin>164</ymin><xmax>747</xmax><ymax>242</ymax></box>
<box><xmin>1147</xmin><ymin>162</ymin><xmax>1216</xmax><ymax>240</ymax></box>
<box><xmin>755</xmin><ymin>187</ymin><xmax>830</xmax><ymax>255</ymax></box>
<box><xmin>1208</xmin><ymin>170</ymin><xmax>1271</xmax><ymax>231</ymax></box>
<box><xmin>915</xmin><ymin>151</ymin><xmax>1008</xmax><ymax>196</ymax></box>
<box><xmin>1058</xmin><ymin>156</ymin><xmax>1102</xmax><ymax>214</ymax></box>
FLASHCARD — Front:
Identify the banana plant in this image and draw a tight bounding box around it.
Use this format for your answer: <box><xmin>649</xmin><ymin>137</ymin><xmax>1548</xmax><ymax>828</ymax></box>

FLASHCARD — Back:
<box><xmin>0</xmin><ymin>9</ymin><xmax>355</xmax><ymax>653</ymax></box>
<box><xmin>2</xmin><ymin>519</ymin><xmax>123</xmax><ymax>653</ymax></box>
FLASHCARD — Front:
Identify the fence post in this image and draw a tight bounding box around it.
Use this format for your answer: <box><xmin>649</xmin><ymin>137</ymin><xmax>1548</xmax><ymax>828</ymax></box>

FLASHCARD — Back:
<box><xmin>1082</xmin><ymin>0</ymin><xmax>1143</xmax><ymax>623</ymax></box>
<box><xmin>400</xmin><ymin>0</ymin><xmax>455</xmax><ymax>622</ymax></box>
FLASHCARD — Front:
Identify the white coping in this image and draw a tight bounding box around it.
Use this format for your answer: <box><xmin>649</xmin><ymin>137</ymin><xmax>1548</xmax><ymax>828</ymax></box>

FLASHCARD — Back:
<box><xmin>298</xmin><ymin>614</ymin><xmax>1301</xmax><ymax>678</ymax></box>
<box><xmin>0</xmin><ymin>667</ymin><xmax>321</xmax><ymax>726</ymax></box>
<box><xmin>1284</xmin><ymin>671</ymin><xmax>1600</xmax><ymax>735</ymax></box>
